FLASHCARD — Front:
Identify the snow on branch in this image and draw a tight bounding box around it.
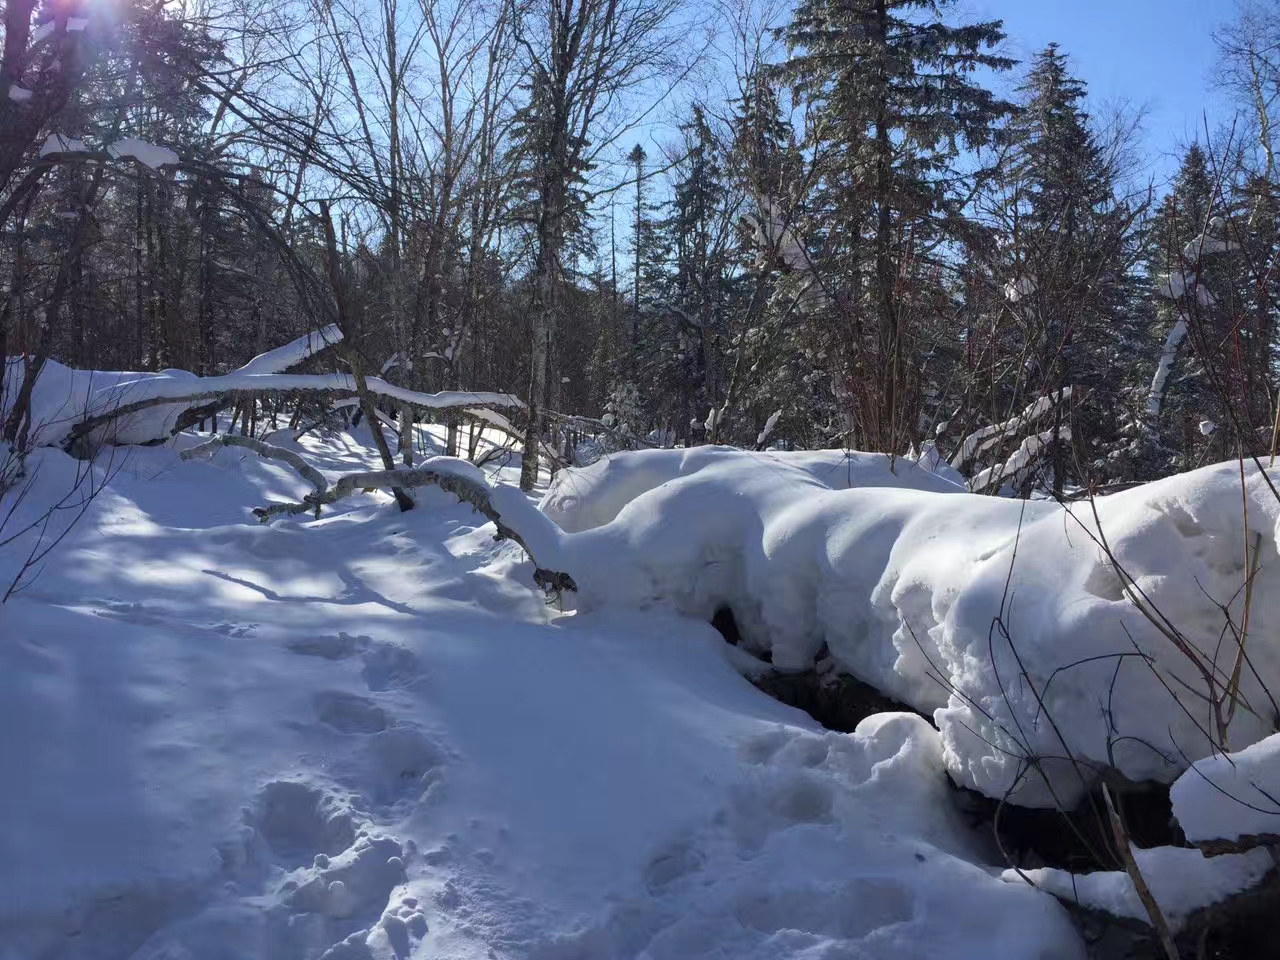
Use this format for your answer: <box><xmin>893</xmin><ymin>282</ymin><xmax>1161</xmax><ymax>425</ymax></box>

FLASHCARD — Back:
<box><xmin>235</xmin><ymin>324</ymin><xmax>343</xmax><ymax>375</ymax></box>
<box><xmin>968</xmin><ymin>427</ymin><xmax>1069</xmax><ymax>493</ymax></box>
<box><xmin>742</xmin><ymin>198</ymin><xmax>815</xmax><ymax>275</ymax></box>
<box><xmin>1144</xmin><ymin>318</ymin><xmax>1188</xmax><ymax>424</ymax></box>
<box><xmin>180</xmin><ymin>435</ymin><xmax>327</xmax><ymax>498</ymax></box>
<box><xmin>243</xmin><ymin>454</ymin><xmax>575</xmax><ymax>594</ymax></box>
<box><xmin>949</xmin><ymin>388</ymin><xmax>1071</xmax><ymax>471</ymax></box>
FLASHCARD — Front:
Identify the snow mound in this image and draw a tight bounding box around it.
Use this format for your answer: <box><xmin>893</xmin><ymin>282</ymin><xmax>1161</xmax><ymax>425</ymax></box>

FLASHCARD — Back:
<box><xmin>543</xmin><ymin>451</ymin><xmax>1280</xmax><ymax>807</ymax></box>
<box><xmin>1171</xmin><ymin>733</ymin><xmax>1280</xmax><ymax>848</ymax></box>
<box><xmin>540</xmin><ymin>446</ymin><xmax>963</xmax><ymax>534</ymax></box>
<box><xmin>1004</xmin><ymin>846</ymin><xmax>1274</xmax><ymax>931</ymax></box>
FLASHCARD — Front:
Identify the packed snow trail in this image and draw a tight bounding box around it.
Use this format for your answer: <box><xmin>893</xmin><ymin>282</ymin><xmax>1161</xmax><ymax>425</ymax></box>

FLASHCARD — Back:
<box><xmin>0</xmin><ymin>429</ymin><xmax>1084</xmax><ymax>959</ymax></box>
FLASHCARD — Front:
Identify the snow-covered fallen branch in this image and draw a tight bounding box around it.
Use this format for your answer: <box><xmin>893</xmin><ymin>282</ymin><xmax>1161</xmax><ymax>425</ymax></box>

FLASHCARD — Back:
<box><xmin>949</xmin><ymin>388</ymin><xmax>1071</xmax><ymax>472</ymax></box>
<box><xmin>180</xmin><ymin>435</ymin><xmax>327</xmax><ymax>498</ymax></box>
<box><xmin>62</xmin><ymin>372</ymin><xmax>523</xmax><ymax>455</ymax></box>
<box><xmin>246</xmin><ymin>454</ymin><xmax>574</xmax><ymax>594</ymax></box>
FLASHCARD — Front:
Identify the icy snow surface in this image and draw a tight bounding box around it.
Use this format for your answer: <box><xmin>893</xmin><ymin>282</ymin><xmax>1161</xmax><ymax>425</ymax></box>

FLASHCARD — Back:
<box><xmin>0</xmin><ymin>428</ymin><xmax>1082</xmax><ymax>959</ymax></box>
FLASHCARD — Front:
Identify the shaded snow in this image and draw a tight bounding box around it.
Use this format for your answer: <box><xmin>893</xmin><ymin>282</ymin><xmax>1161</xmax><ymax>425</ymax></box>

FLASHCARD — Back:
<box><xmin>0</xmin><ymin>429</ymin><xmax>1083</xmax><ymax>959</ymax></box>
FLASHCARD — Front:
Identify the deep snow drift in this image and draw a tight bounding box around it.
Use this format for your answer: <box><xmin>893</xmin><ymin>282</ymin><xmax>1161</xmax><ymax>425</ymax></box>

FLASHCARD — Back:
<box><xmin>0</xmin><ymin>430</ymin><xmax>1085</xmax><ymax>960</ymax></box>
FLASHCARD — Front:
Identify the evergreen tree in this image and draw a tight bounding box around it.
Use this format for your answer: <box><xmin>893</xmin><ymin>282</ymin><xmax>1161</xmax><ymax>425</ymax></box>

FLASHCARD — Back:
<box><xmin>995</xmin><ymin>44</ymin><xmax>1139</xmax><ymax>490</ymax></box>
<box><xmin>778</xmin><ymin>0</ymin><xmax>1014</xmax><ymax>453</ymax></box>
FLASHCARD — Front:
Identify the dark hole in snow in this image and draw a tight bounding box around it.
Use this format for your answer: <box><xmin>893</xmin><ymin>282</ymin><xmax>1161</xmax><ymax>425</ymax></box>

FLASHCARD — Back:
<box><xmin>710</xmin><ymin>606</ymin><xmax>742</xmax><ymax>647</ymax></box>
<box><xmin>951</xmin><ymin>777</ymin><xmax>1184</xmax><ymax>873</ymax></box>
<box><xmin>753</xmin><ymin>662</ymin><xmax>914</xmax><ymax>734</ymax></box>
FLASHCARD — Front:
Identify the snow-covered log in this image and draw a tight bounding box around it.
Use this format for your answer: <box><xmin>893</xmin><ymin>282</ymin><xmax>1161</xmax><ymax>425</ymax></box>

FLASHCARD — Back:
<box><xmin>60</xmin><ymin>371</ymin><xmax>523</xmax><ymax>455</ymax></box>
<box><xmin>537</xmin><ymin>449</ymin><xmax>1280</xmax><ymax>809</ymax></box>
<box><xmin>234</xmin><ymin>324</ymin><xmax>343</xmax><ymax>375</ymax></box>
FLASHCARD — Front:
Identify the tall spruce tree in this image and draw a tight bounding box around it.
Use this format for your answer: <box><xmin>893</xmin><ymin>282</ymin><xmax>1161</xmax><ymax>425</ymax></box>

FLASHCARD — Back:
<box><xmin>997</xmin><ymin>44</ymin><xmax>1138</xmax><ymax>491</ymax></box>
<box><xmin>778</xmin><ymin>0</ymin><xmax>1013</xmax><ymax>453</ymax></box>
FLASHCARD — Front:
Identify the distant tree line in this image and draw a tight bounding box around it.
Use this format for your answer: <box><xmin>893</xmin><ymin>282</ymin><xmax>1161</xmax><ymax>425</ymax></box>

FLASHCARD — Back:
<box><xmin>4</xmin><ymin>0</ymin><xmax>1280</xmax><ymax>492</ymax></box>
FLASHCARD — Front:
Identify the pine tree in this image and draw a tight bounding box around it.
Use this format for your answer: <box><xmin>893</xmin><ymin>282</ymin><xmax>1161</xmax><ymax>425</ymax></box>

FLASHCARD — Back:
<box><xmin>996</xmin><ymin>44</ymin><xmax>1139</xmax><ymax>490</ymax></box>
<box><xmin>778</xmin><ymin>0</ymin><xmax>1014</xmax><ymax>453</ymax></box>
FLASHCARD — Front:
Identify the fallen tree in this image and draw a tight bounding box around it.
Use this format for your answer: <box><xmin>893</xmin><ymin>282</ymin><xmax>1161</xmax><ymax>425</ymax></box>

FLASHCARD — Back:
<box><xmin>182</xmin><ymin>437</ymin><xmax>574</xmax><ymax>594</ymax></box>
<box><xmin>0</xmin><ymin>323</ymin><xmax>526</xmax><ymax>456</ymax></box>
<box><xmin>62</xmin><ymin>371</ymin><xmax>524</xmax><ymax>456</ymax></box>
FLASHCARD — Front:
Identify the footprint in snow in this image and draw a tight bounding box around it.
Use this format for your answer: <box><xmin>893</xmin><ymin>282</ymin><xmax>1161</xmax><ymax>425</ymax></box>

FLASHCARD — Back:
<box><xmin>314</xmin><ymin>690</ymin><xmax>390</xmax><ymax>734</ymax></box>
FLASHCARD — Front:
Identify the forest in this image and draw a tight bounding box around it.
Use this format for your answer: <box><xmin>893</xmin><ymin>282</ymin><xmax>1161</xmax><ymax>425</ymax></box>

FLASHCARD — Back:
<box><xmin>6</xmin><ymin>2</ymin><xmax>1280</xmax><ymax>959</ymax></box>
<box><xmin>3</xmin><ymin>0</ymin><xmax>1275</xmax><ymax>492</ymax></box>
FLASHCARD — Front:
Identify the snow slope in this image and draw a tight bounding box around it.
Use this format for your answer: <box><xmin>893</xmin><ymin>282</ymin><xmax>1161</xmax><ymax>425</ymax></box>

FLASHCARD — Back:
<box><xmin>0</xmin><ymin>429</ymin><xmax>1083</xmax><ymax>959</ymax></box>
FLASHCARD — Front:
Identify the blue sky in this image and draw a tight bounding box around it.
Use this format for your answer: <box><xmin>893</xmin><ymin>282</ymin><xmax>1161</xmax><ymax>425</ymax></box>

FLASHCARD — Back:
<box><xmin>968</xmin><ymin>0</ymin><xmax>1237</xmax><ymax>186</ymax></box>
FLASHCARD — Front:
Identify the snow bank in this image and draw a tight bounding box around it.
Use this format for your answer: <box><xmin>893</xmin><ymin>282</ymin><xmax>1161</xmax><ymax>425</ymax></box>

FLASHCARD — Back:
<box><xmin>1004</xmin><ymin>846</ymin><xmax>1274</xmax><ymax>931</ymax></box>
<box><xmin>540</xmin><ymin>450</ymin><xmax>1280</xmax><ymax>808</ymax></box>
<box><xmin>0</xmin><ymin>437</ymin><xmax>1086</xmax><ymax>959</ymax></box>
<box><xmin>540</xmin><ymin>446</ymin><xmax>963</xmax><ymax>534</ymax></box>
<box><xmin>1171</xmin><ymin>733</ymin><xmax>1280</xmax><ymax>848</ymax></box>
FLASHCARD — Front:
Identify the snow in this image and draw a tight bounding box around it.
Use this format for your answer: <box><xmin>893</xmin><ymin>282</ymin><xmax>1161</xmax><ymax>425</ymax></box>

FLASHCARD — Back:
<box><xmin>0</xmin><ymin>428</ymin><xmax>1084</xmax><ymax>959</ymax></box>
<box><xmin>107</xmin><ymin>137</ymin><xmax>180</xmax><ymax>170</ymax></box>
<box><xmin>538</xmin><ymin>449</ymin><xmax>1280</xmax><ymax>808</ymax></box>
<box><xmin>1171</xmin><ymin>733</ymin><xmax>1280</xmax><ymax>846</ymax></box>
<box><xmin>234</xmin><ymin>323</ymin><xmax>343</xmax><ymax>375</ymax></box>
<box><xmin>38</xmin><ymin>133</ymin><xmax>89</xmax><ymax>157</ymax></box>
<box><xmin>1145</xmin><ymin>317</ymin><xmax>1189</xmax><ymax>422</ymax></box>
<box><xmin>1004</xmin><ymin>846</ymin><xmax>1273</xmax><ymax>931</ymax></box>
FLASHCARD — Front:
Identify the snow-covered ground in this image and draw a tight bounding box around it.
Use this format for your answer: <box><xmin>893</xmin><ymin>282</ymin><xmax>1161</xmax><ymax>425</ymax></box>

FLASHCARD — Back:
<box><xmin>4</xmin><ymin>424</ymin><xmax>1278</xmax><ymax>959</ymax></box>
<box><xmin>0</xmin><ymin>427</ymin><xmax>1086</xmax><ymax>959</ymax></box>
